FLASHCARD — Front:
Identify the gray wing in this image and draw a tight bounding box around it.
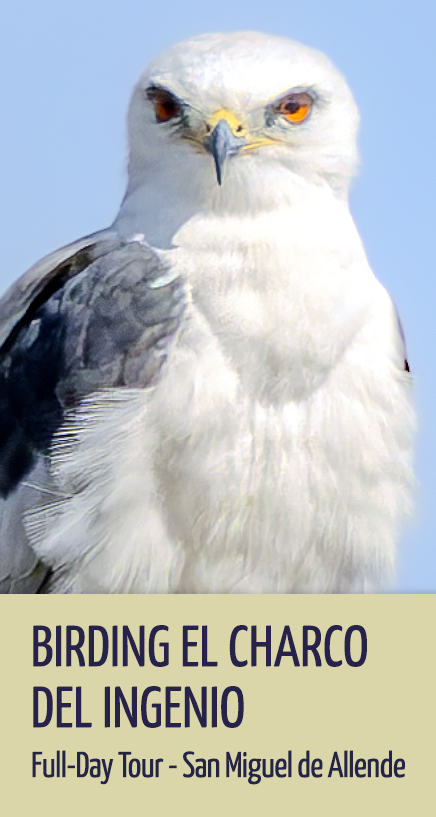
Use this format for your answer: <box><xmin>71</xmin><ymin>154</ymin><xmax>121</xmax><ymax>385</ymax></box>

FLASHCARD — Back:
<box><xmin>0</xmin><ymin>232</ymin><xmax>185</xmax><ymax>592</ymax></box>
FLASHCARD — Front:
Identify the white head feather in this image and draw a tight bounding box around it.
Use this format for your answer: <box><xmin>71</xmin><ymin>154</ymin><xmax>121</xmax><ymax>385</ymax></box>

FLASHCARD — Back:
<box><xmin>116</xmin><ymin>31</ymin><xmax>359</xmax><ymax>243</ymax></box>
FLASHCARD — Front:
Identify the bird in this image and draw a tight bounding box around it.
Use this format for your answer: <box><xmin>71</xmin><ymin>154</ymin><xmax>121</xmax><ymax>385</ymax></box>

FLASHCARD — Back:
<box><xmin>0</xmin><ymin>31</ymin><xmax>415</xmax><ymax>594</ymax></box>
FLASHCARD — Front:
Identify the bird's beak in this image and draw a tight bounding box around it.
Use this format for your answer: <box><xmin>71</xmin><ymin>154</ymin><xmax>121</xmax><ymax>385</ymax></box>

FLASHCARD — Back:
<box><xmin>203</xmin><ymin>109</ymin><xmax>248</xmax><ymax>185</ymax></box>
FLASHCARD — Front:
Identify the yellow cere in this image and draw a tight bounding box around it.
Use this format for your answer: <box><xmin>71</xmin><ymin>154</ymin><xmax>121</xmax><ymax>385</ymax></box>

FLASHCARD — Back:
<box><xmin>207</xmin><ymin>108</ymin><xmax>247</xmax><ymax>135</ymax></box>
<box><xmin>206</xmin><ymin>109</ymin><xmax>276</xmax><ymax>150</ymax></box>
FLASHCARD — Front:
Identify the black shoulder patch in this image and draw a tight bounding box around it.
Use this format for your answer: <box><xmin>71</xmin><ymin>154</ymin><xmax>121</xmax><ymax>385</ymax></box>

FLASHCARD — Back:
<box><xmin>0</xmin><ymin>308</ymin><xmax>66</xmax><ymax>496</ymax></box>
<box><xmin>0</xmin><ymin>240</ymin><xmax>185</xmax><ymax>498</ymax></box>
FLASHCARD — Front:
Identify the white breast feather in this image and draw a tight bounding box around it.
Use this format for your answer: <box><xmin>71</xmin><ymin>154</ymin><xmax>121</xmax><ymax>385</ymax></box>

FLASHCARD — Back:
<box><xmin>25</xmin><ymin>193</ymin><xmax>415</xmax><ymax>593</ymax></box>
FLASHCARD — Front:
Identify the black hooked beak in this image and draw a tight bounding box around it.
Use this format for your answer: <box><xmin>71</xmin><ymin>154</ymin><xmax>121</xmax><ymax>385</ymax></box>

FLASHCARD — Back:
<box><xmin>205</xmin><ymin>119</ymin><xmax>247</xmax><ymax>185</ymax></box>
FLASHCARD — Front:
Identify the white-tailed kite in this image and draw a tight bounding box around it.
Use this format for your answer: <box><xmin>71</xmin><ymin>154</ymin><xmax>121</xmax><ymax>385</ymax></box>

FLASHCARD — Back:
<box><xmin>0</xmin><ymin>31</ymin><xmax>414</xmax><ymax>593</ymax></box>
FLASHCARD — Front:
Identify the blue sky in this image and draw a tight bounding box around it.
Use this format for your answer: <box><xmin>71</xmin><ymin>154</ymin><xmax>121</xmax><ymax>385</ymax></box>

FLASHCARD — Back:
<box><xmin>1</xmin><ymin>0</ymin><xmax>434</xmax><ymax>591</ymax></box>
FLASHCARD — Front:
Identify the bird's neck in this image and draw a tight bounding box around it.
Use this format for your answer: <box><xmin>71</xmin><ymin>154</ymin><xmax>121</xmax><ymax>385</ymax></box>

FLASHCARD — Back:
<box><xmin>113</xmin><ymin>175</ymin><xmax>205</xmax><ymax>248</ymax></box>
<box><xmin>113</xmin><ymin>154</ymin><xmax>343</xmax><ymax>249</ymax></box>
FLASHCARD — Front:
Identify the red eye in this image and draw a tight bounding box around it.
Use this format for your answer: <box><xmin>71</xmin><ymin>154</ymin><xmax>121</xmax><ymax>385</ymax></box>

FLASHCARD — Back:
<box><xmin>146</xmin><ymin>87</ymin><xmax>182</xmax><ymax>123</ymax></box>
<box><xmin>275</xmin><ymin>91</ymin><xmax>313</xmax><ymax>123</ymax></box>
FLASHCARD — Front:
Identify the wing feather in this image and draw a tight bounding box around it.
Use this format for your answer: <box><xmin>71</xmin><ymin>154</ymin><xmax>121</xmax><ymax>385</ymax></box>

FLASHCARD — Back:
<box><xmin>0</xmin><ymin>232</ymin><xmax>185</xmax><ymax>592</ymax></box>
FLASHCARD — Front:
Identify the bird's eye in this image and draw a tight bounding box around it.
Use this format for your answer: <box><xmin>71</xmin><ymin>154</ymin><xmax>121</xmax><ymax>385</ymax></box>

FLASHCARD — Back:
<box><xmin>146</xmin><ymin>87</ymin><xmax>182</xmax><ymax>123</ymax></box>
<box><xmin>274</xmin><ymin>91</ymin><xmax>313</xmax><ymax>123</ymax></box>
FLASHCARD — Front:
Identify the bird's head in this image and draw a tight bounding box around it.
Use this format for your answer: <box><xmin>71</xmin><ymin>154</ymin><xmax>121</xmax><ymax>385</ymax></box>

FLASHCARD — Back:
<box><xmin>125</xmin><ymin>31</ymin><xmax>359</xmax><ymax>206</ymax></box>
